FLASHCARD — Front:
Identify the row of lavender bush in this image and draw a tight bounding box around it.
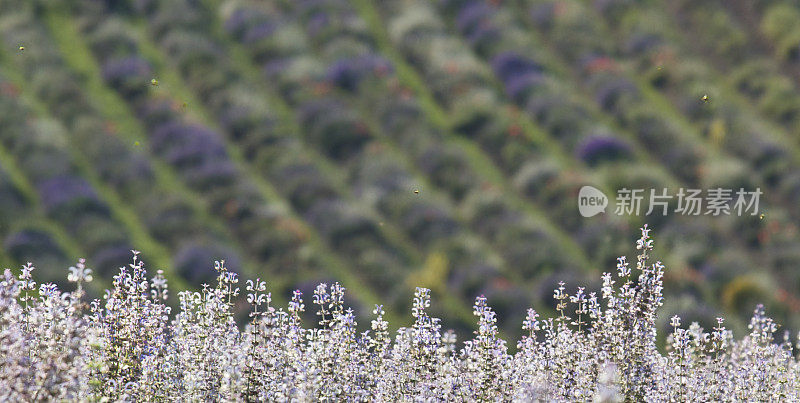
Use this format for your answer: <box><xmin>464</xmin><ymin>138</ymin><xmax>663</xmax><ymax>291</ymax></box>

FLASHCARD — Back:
<box><xmin>1</xmin><ymin>225</ymin><xmax>796</xmax><ymax>401</ymax></box>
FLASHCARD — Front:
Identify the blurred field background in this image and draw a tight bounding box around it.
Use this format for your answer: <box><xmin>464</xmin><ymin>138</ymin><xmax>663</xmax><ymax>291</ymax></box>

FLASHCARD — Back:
<box><xmin>2</xmin><ymin>0</ymin><xmax>800</xmax><ymax>340</ymax></box>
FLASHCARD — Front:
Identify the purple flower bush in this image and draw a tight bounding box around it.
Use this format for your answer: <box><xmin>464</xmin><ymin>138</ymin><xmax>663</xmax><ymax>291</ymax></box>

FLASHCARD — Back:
<box><xmin>36</xmin><ymin>176</ymin><xmax>101</xmax><ymax>213</ymax></box>
<box><xmin>1</xmin><ymin>226</ymin><xmax>798</xmax><ymax>401</ymax></box>
<box><xmin>576</xmin><ymin>135</ymin><xmax>633</xmax><ymax>167</ymax></box>
<box><xmin>100</xmin><ymin>56</ymin><xmax>153</xmax><ymax>98</ymax></box>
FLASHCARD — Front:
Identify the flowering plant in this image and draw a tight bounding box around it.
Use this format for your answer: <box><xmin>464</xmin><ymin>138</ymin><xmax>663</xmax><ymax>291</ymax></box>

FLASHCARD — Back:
<box><xmin>1</xmin><ymin>226</ymin><xmax>796</xmax><ymax>401</ymax></box>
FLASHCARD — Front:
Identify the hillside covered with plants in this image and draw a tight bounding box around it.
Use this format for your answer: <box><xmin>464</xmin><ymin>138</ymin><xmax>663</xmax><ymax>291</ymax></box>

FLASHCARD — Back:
<box><xmin>2</xmin><ymin>0</ymin><xmax>800</xmax><ymax>340</ymax></box>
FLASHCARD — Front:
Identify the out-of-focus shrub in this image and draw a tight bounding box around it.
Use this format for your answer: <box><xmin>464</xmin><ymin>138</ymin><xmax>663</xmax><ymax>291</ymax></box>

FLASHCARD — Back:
<box><xmin>298</xmin><ymin>101</ymin><xmax>372</xmax><ymax>160</ymax></box>
<box><xmin>576</xmin><ymin>135</ymin><xmax>633</xmax><ymax>166</ymax></box>
<box><xmin>101</xmin><ymin>56</ymin><xmax>153</xmax><ymax>99</ymax></box>
<box><xmin>37</xmin><ymin>175</ymin><xmax>106</xmax><ymax>218</ymax></box>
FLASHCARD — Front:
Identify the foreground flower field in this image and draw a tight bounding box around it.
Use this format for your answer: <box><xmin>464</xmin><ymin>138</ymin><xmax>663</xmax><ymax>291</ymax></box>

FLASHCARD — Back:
<box><xmin>0</xmin><ymin>225</ymin><xmax>796</xmax><ymax>401</ymax></box>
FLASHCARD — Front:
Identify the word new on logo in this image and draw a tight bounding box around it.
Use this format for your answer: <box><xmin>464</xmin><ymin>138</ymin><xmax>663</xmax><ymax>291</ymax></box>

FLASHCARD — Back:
<box><xmin>578</xmin><ymin>186</ymin><xmax>608</xmax><ymax>218</ymax></box>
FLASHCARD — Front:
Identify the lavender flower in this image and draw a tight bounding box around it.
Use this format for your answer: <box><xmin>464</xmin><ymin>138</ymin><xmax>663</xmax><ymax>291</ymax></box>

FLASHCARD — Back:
<box><xmin>0</xmin><ymin>226</ymin><xmax>798</xmax><ymax>400</ymax></box>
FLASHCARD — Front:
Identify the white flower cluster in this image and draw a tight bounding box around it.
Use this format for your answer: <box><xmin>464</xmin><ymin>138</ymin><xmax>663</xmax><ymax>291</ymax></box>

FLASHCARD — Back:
<box><xmin>1</xmin><ymin>226</ymin><xmax>798</xmax><ymax>401</ymax></box>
